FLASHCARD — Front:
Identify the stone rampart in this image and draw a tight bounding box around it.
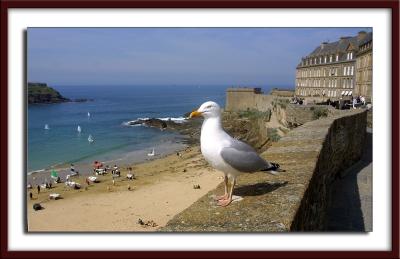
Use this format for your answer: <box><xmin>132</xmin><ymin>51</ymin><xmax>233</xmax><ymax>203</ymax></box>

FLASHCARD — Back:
<box><xmin>161</xmin><ymin>109</ymin><xmax>367</xmax><ymax>232</ymax></box>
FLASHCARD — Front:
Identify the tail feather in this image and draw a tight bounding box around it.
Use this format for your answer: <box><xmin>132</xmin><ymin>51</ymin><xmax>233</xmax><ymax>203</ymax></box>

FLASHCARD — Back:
<box><xmin>261</xmin><ymin>162</ymin><xmax>282</xmax><ymax>175</ymax></box>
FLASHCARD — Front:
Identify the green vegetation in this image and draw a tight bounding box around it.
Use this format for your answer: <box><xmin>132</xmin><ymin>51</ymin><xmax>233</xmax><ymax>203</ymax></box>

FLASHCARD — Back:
<box><xmin>28</xmin><ymin>82</ymin><xmax>70</xmax><ymax>104</ymax></box>
<box><xmin>267</xmin><ymin>128</ymin><xmax>281</xmax><ymax>142</ymax></box>
<box><xmin>238</xmin><ymin>109</ymin><xmax>271</xmax><ymax>122</ymax></box>
<box><xmin>312</xmin><ymin>107</ymin><xmax>329</xmax><ymax>119</ymax></box>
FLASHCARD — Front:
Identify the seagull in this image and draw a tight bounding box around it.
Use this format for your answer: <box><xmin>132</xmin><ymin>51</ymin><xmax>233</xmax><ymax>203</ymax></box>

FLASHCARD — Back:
<box><xmin>189</xmin><ymin>101</ymin><xmax>280</xmax><ymax>206</ymax></box>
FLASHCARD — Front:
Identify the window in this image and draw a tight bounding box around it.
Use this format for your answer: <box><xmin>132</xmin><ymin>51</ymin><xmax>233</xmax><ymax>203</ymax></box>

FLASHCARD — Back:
<box><xmin>350</xmin><ymin>52</ymin><xmax>353</xmax><ymax>59</ymax></box>
<box><xmin>336</xmin><ymin>54</ymin><xmax>339</xmax><ymax>61</ymax></box>
<box><xmin>343</xmin><ymin>67</ymin><xmax>347</xmax><ymax>76</ymax></box>
<box><xmin>330</xmin><ymin>55</ymin><xmax>332</xmax><ymax>62</ymax></box>
<box><xmin>350</xmin><ymin>79</ymin><xmax>353</xmax><ymax>88</ymax></box>
<box><xmin>319</xmin><ymin>57</ymin><xmax>322</xmax><ymax>63</ymax></box>
<box><xmin>324</xmin><ymin>56</ymin><xmax>327</xmax><ymax>63</ymax></box>
<box><xmin>351</xmin><ymin>66</ymin><xmax>354</xmax><ymax>75</ymax></box>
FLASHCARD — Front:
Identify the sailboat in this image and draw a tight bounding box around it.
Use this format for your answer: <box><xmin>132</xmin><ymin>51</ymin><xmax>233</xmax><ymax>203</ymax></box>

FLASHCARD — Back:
<box><xmin>147</xmin><ymin>148</ymin><xmax>155</xmax><ymax>157</ymax></box>
<box><xmin>77</xmin><ymin>125</ymin><xmax>82</xmax><ymax>133</ymax></box>
<box><xmin>87</xmin><ymin>112</ymin><xmax>91</xmax><ymax>117</ymax></box>
<box><xmin>88</xmin><ymin>134</ymin><xmax>94</xmax><ymax>143</ymax></box>
<box><xmin>44</xmin><ymin>124</ymin><xmax>50</xmax><ymax>130</ymax></box>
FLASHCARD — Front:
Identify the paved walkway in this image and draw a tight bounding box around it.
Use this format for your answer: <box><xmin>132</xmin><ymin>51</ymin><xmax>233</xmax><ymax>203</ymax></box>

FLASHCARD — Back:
<box><xmin>326</xmin><ymin>128</ymin><xmax>372</xmax><ymax>231</ymax></box>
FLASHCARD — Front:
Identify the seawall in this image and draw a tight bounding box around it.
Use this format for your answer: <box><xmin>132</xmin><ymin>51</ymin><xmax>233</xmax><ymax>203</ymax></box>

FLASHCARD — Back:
<box><xmin>161</xmin><ymin>109</ymin><xmax>367</xmax><ymax>232</ymax></box>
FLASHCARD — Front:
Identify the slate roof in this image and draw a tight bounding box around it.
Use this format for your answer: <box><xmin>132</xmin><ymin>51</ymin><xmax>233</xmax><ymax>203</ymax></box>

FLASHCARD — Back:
<box><xmin>297</xmin><ymin>32</ymin><xmax>372</xmax><ymax>67</ymax></box>
<box><xmin>359</xmin><ymin>32</ymin><xmax>372</xmax><ymax>46</ymax></box>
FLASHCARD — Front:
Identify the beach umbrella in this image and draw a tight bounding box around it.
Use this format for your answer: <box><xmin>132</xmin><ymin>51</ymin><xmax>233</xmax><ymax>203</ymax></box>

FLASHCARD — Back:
<box><xmin>51</xmin><ymin>170</ymin><xmax>58</xmax><ymax>178</ymax></box>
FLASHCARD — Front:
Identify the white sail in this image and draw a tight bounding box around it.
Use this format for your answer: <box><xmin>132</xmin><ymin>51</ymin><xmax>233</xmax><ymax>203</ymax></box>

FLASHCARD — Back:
<box><xmin>88</xmin><ymin>134</ymin><xmax>94</xmax><ymax>143</ymax></box>
<box><xmin>87</xmin><ymin>112</ymin><xmax>91</xmax><ymax>117</ymax></box>
<box><xmin>44</xmin><ymin>124</ymin><xmax>50</xmax><ymax>130</ymax></box>
<box><xmin>77</xmin><ymin>125</ymin><xmax>82</xmax><ymax>133</ymax></box>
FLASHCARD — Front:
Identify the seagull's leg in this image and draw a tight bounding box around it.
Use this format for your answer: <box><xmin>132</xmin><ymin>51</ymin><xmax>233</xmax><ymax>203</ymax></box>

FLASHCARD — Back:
<box><xmin>217</xmin><ymin>177</ymin><xmax>235</xmax><ymax>207</ymax></box>
<box><xmin>214</xmin><ymin>175</ymin><xmax>229</xmax><ymax>201</ymax></box>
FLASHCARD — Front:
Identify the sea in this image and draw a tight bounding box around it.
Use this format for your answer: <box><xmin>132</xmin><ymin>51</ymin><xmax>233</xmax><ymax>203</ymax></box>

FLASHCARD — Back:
<box><xmin>27</xmin><ymin>85</ymin><xmax>230</xmax><ymax>173</ymax></box>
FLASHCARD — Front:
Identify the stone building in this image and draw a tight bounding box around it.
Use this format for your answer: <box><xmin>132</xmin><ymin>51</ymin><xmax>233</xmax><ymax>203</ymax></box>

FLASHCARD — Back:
<box><xmin>355</xmin><ymin>33</ymin><xmax>373</xmax><ymax>102</ymax></box>
<box><xmin>295</xmin><ymin>31</ymin><xmax>372</xmax><ymax>102</ymax></box>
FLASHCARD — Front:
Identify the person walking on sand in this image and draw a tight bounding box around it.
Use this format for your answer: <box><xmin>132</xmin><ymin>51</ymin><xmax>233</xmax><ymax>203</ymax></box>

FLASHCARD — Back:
<box><xmin>29</xmin><ymin>192</ymin><xmax>33</xmax><ymax>200</ymax></box>
<box><xmin>37</xmin><ymin>185</ymin><xmax>40</xmax><ymax>194</ymax></box>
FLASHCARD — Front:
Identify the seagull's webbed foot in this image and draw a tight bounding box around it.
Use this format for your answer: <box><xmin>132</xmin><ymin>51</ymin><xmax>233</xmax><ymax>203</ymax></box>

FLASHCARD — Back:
<box><xmin>214</xmin><ymin>193</ymin><xmax>228</xmax><ymax>201</ymax></box>
<box><xmin>216</xmin><ymin>177</ymin><xmax>236</xmax><ymax>207</ymax></box>
<box><xmin>217</xmin><ymin>197</ymin><xmax>232</xmax><ymax>207</ymax></box>
<box><xmin>214</xmin><ymin>174</ymin><xmax>229</xmax><ymax>201</ymax></box>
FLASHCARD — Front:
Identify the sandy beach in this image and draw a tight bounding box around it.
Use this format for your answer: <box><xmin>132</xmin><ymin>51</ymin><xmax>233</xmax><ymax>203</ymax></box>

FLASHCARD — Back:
<box><xmin>27</xmin><ymin>146</ymin><xmax>223</xmax><ymax>232</ymax></box>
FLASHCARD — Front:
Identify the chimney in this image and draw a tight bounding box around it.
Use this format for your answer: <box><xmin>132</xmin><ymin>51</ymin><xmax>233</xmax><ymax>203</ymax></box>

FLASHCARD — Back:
<box><xmin>357</xmin><ymin>31</ymin><xmax>367</xmax><ymax>40</ymax></box>
<box><xmin>321</xmin><ymin>42</ymin><xmax>328</xmax><ymax>49</ymax></box>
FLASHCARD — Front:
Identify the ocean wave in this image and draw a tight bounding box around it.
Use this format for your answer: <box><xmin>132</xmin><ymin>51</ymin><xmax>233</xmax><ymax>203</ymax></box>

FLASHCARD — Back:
<box><xmin>27</xmin><ymin>169</ymin><xmax>46</xmax><ymax>175</ymax></box>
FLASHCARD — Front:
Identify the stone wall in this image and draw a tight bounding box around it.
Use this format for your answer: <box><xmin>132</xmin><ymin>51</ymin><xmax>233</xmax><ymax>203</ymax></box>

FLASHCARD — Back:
<box><xmin>290</xmin><ymin>109</ymin><xmax>367</xmax><ymax>230</ymax></box>
<box><xmin>225</xmin><ymin>87</ymin><xmax>283</xmax><ymax>112</ymax></box>
<box><xmin>161</xmin><ymin>109</ymin><xmax>367</xmax><ymax>232</ymax></box>
<box><xmin>270</xmin><ymin>88</ymin><xmax>295</xmax><ymax>97</ymax></box>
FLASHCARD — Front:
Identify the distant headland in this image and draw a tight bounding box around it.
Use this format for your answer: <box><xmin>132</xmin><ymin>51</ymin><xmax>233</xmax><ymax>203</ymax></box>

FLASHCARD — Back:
<box><xmin>28</xmin><ymin>82</ymin><xmax>93</xmax><ymax>104</ymax></box>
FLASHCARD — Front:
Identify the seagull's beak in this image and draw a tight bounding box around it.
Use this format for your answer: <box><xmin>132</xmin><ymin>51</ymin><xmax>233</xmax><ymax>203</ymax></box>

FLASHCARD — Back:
<box><xmin>189</xmin><ymin>110</ymin><xmax>203</xmax><ymax>118</ymax></box>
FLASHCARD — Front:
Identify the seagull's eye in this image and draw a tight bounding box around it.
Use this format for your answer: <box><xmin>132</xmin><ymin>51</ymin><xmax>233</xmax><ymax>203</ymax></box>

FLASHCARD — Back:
<box><xmin>206</xmin><ymin>105</ymin><xmax>212</xmax><ymax>109</ymax></box>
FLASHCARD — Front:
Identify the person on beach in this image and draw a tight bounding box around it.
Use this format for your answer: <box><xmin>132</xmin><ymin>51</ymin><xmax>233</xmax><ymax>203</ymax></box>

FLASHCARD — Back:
<box><xmin>37</xmin><ymin>185</ymin><xmax>40</xmax><ymax>194</ymax></box>
<box><xmin>127</xmin><ymin>167</ymin><xmax>135</xmax><ymax>180</ymax></box>
<box><xmin>70</xmin><ymin>164</ymin><xmax>75</xmax><ymax>173</ymax></box>
<box><xmin>29</xmin><ymin>192</ymin><xmax>33</xmax><ymax>200</ymax></box>
<box><xmin>361</xmin><ymin>95</ymin><xmax>366</xmax><ymax>106</ymax></box>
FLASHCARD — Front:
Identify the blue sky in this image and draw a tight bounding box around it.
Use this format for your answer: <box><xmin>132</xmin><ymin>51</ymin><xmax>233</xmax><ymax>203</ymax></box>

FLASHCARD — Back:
<box><xmin>27</xmin><ymin>28</ymin><xmax>371</xmax><ymax>87</ymax></box>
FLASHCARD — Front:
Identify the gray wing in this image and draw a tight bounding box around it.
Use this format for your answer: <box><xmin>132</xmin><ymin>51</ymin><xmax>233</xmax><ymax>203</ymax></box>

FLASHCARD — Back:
<box><xmin>220</xmin><ymin>138</ymin><xmax>271</xmax><ymax>173</ymax></box>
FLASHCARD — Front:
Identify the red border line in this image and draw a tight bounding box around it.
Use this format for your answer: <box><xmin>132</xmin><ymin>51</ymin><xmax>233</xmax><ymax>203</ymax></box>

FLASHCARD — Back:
<box><xmin>0</xmin><ymin>0</ymin><xmax>399</xmax><ymax>258</ymax></box>
<box><xmin>0</xmin><ymin>0</ymin><xmax>398</xmax><ymax>8</ymax></box>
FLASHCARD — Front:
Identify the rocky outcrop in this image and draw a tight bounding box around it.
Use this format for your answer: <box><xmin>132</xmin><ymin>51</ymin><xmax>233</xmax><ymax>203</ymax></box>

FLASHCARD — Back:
<box><xmin>28</xmin><ymin>83</ymin><xmax>70</xmax><ymax>104</ymax></box>
<box><xmin>128</xmin><ymin>118</ymin><xmax>169</xmax><ymax>129</ymax></box>
<box><xmin>28</xmin><ymin>82</ymin><xmax>94</xmax><ymax>104</ymax></box>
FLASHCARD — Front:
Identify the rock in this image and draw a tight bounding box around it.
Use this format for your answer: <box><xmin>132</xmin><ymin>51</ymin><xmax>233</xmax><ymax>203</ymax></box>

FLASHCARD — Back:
<box><xmin>33</xmin><ymin>203</ymin><xmax>43</xmax><ymax>211</ymax></box>
<box><xmin>72</xmin><ymin>98</ymin><xmax>94</xmax><ymax>102</ymax></box>
<box><xmin>193</xmin><ymin>184</ymin><xmax>201</xmax><ymax>189</ymax></box>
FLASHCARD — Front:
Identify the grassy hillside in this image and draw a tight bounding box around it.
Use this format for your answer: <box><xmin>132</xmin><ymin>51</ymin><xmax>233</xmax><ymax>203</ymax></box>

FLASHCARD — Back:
<box><xmin>28</xmin><ymin>83</ymin><xmax>70</xmax><ymax>104</ymax></box>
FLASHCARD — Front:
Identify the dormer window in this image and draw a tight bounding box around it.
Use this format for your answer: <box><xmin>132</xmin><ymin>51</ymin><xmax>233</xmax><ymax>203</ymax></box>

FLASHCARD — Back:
<box><xmin>347</xmin><ymin>52</ymin><xmax>353</xmax><ymax>60</ymax></box>
<box><xmin>329</xmin><ymin>55</ymin><xmax>333</xmax><ymax>62</ymax></box>
<box><xmin>324</xmin><ymin>56</ymin><xmax>327</xmax><ymax>63</ymax></box>
<box><xmin>336</xmin><ymin>54</ymin><xmax>339</xmax><ymax>61</ymax></box>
